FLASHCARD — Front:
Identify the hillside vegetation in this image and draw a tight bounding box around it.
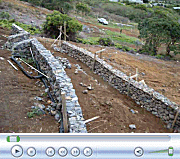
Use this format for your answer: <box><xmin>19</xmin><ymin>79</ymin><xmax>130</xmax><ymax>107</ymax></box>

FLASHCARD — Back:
<box><xmin>0</xmin><ymin>0</ymin><xmax>179</xmax><ymax>59</ymax></box>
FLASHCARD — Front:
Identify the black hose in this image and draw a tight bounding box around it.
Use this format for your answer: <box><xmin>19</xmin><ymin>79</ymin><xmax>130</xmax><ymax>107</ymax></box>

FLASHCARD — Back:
<box><xmin>29</xmin><ymin>52</ymin><xmax>64</xmax><ymax>133</ymax></box>
<box><xmin>11</xmin><ymin>52</ymin><xmax>64</xmax><ymax>133</ymax></box>
<box><xmin>11</xmin><ymin>56</ymin><xmax>43</xmax><ymax>79</ymax></box>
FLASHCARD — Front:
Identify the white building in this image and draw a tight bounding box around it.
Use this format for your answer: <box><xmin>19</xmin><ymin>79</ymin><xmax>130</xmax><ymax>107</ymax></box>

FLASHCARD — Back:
<box><xmin>128</xmin><ymin>0</ymin><xmax>143</xmax><ymax>4</ymax></box>
<box><xmin>109</xmin><ymin>0</ymin><xmax>119</xmax><ymax>2</ymax></box>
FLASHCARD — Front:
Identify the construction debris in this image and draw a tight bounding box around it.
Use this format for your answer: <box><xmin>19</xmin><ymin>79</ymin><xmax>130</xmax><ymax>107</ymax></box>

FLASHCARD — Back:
<box><xmin>82</xmin><ymin>90</ymin><xmax>88</xmax><ymax>94</ymax></box>
<box><xmin>87</xmin><ymin>84</ymin><xmax>94</xmax><ymax>90</ymax></box>
<box><xmin>129</xmin><ymin>124</ymin><xmax>136</xmax><ymax>129</ymax></box>
<box><xmin>0</xmin><ymin>57</ymin><xmax>4</xmax><ymax>60</ymax></box>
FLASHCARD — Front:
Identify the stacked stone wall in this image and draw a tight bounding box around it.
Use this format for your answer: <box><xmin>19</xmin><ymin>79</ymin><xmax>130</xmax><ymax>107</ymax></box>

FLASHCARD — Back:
<box><xmin>61</xmin><ymin>41</ymin><xmax>180</xmax><ymax>129</ymax></box>
<box><xmin>4</xmin><ymin>24</ymin><xmax>87</xmax><ymax>133</ymax></box>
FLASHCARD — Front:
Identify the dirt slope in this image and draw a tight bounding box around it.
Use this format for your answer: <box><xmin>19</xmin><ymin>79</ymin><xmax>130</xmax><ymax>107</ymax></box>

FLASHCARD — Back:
<box><xmin>0</xmin><ymin>28</ymin><xmax>59</xmax><ymax>133</ymax></box>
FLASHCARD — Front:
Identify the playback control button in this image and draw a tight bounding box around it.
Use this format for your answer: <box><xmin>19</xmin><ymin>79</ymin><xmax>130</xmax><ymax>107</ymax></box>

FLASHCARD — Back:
<box><xmin>46</xmin><ymin>147</ymin><xmax>55</xmax><ymax>157</ymax></box>
<box><xmin>27</xmin><ymin>147</ymin><xmax>36</xmax><ymax>157</ymax></box>
<box><xmin>84</xmin><ymin>147</ymin><xmax>92</xmax><ymax>157</ymax></box>
<box><xmin>134</xmin><ymin>147</ymin><xmax>144</xmax><ymax>157</ymax></box>
<box><xmin>71</xmin><ymin>147</ymin><xmax>80</xmax><ymax>157</ymax></box>
<box><xmin>59</xmin><ymin>147</ymin><xmax>68</xmax><ymax>157</ymax></box>
<box><xmin>11</xmin><ymin>145</ymin><xmax>23</xmax><ymax>157</ymax></box>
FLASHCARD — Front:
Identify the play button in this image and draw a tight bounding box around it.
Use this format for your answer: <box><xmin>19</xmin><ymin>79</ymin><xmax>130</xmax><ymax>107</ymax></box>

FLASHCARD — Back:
<box><xmin>11</xmin><ymin>145</ymin><xmax>23</xmax><ymax>157</ymax></box>
<box><xmin>134</xmin><ymin>147</ymin><xmax>143</xmax><ymax>157</ymax></box>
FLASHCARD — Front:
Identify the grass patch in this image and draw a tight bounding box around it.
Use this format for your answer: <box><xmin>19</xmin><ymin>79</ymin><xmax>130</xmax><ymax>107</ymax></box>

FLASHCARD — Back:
<box><xmin>0</xmin><ymin>19</ymin><xmax>41</xmax><ymax>35</ymax></box>
<box><xmin>105</xmin><ymin>29</ymin><xmax>139</xmax><ymax>44</ymax></box>
<box><xmin>77</xmin><ymin>37</ymin><xmax>99</xmax><ymax>45</ymax></box>
<box><xmin>27</xmin><ymin>108</ymin><xmax>43</xmax><ymax>118</ymax></box>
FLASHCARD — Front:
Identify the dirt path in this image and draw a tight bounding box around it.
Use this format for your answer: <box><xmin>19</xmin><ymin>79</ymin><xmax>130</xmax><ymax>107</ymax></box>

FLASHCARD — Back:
<box><xmin>39</xmin><ymin>37</ymin><xmax>171</xmax><ymax>133</ymax></box>
<box><xmin>0</xmin><ymin>28</ymin><xmax>59</xmax><ymax>133</ymax></box>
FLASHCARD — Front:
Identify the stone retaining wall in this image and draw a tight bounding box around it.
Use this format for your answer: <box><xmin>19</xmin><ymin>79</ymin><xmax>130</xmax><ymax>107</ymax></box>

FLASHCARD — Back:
<box><xmin>4</xmin><ymin>24</ymin><xmax>87</xmax><ymax>133</ymax></box>
<box><xmin>61</xmin><ymin>41</ymin><xmax>180</xmax><ymax>130</ymax></box>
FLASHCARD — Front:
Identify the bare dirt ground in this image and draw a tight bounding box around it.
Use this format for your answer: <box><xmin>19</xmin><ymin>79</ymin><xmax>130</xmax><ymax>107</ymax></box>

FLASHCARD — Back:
<box><xmin>65</xmin><ymin>41</ymin><xmax>180</xmax><ymax>106</ymax></box>
<box><xmin>39</xmin><ymin>37</ymin><xmax>172</xmax><ymax>133</ymax></box>
<box><xmin>0</xmin><ymin>28</ymin><xmax>59</xmax><ymax>133</ymax></box>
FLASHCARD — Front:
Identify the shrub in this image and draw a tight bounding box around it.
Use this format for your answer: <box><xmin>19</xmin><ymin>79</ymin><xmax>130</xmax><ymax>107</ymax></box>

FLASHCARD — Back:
<box><xmin>0</xmin><ymin>12</ymin><xmax>10</xmax><ymax>20</ymax></box>
<box><xmin>0</xmin><ymin>19</ymin><xmax>41</xmax><ymax>34</ymax></box>
<box><xmin>43</xmin><ymin>11</ymin><xmax>82</xmax><ymax>41</ymax></box>
<box><xmin>76</xmin><ymin>2</ymin><xmax>91</xmax><ymax>15</ymax></box>
<box><xmin>27</xmin><ymin>108</ymin><xmax>43</xmax><ymax>118</ymax></box>
<box><xmin>98</xmin><ymin>37</ymin><xmax>114</xmax><ymax>46</ymax></box>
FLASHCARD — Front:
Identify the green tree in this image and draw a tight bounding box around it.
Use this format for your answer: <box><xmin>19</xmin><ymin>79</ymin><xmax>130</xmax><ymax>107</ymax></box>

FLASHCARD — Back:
<box><xmin>43</xmin><ymin>11</ymin><xmax>82</xmax><ymax>41</ymax></box>
<box><xmin>138</xmin><ymin>9</ymin><xmax>180</xmax><ymax>56</ymax></box>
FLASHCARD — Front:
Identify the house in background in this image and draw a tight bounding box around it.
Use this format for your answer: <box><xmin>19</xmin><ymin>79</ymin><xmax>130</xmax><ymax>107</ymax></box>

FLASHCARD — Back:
<box><xmin>128</xmin><ymin>0</ymin><xmax>143</xmax><ymax>3</ymax></box>
<box><xmin>110</xmin><ymin>0</ymin><xmax>143</xmax><ymax>3</ymax></box>
<box><xmin>109</xmin><ymin>0</ymin><xmax>119</xmax><ymax>2</ymax></box>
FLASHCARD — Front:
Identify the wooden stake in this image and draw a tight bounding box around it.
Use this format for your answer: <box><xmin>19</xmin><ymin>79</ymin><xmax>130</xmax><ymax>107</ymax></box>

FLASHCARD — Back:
<box><xmin>171</xmin><ymin>107</ymin><xmax>180</xmax><ymax>129</ymax></box>
<box><xmin>51</xmin><ymin>34</ymin><xmax>61</xmax><ymax>47</ymax></box>
<box><xmin>58</xmin><ymin>26</ymin><xmax>62</xmax><ymax>47</ymax></box>
<box><xmin>100</xmin><ymin>52</ymin><xmax>102</xmax><ymax>59</ymax></box>
<box><xmin>62</xmin><ymin>92</ymin><xmax>68</xmax><ymax>133</ymax></box>
<box><xmin>136</xmin><ymin>68</ymin><xmax>138</xmax><ymax>81</ymax></box>
<box><xmin>127</xmin><ymin>73</ymin><xmax>131</xmax><ymax>96</ymax></box>
<box><xmin>30</xmin><ymin>47</ymin><xmax>35</xmax><ymax>62</ymax></box>
<box><xmin>92</xmin><ymin>52</ymin><xmax>97</xmax><ymax>72</ymax></box>
<box><xmin>64</xmin><ymin>22</ymin><xmax>66</xmax><ymax>41</ymax></box>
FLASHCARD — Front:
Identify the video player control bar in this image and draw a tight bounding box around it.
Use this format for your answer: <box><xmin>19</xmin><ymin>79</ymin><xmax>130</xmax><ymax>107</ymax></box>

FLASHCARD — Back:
<box><xmin>0</xmin><ymin>134</ymin><xmax>180</xmax><ymax>159</ymax></box>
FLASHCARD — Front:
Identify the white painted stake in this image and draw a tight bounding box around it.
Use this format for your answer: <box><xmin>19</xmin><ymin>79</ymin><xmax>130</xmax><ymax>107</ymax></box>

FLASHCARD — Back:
<box><xmin>130</xmin><ymin>74</ymin><xmax>138</xmax><ymax>79</ymax></box>
<box><xmin>84</xmin><ymin>116</ymin><xmax>100</xmax><ymax>124</ymax></box>
<box><xmin>130</xmin><ymin>68</ymin><xmax>139</xmax><ymax>81</ymax></box>
<box><xmin>7</xmin><ymin>60</ymin><xmax>18</xmax><ymax>71</ymax></box>
<box><xmin>96</xmin><ymin>49</ymin><xmax>106</xmax><ymax>54</ymax></box>
<box><xmin>139</xmin><ymin>80</ymin><xmax>146</xmax><ymax>85</ymax></box>
<box><xmin>51</xmin><ymin>34</ymin><xmax>61</xmax><ymax>47</ymax></box>
<box><xmin>19</xmin><ymin>58</ymin><xmax>49</xmax><ymax>79</ymax></box>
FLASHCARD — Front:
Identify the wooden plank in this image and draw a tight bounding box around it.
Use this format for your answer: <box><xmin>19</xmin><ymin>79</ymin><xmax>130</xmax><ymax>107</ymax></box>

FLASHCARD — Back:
<box><xmin>62</xmin><ymin>92</ymin><xmax>68</xmax><ymax>133</ymax></box>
